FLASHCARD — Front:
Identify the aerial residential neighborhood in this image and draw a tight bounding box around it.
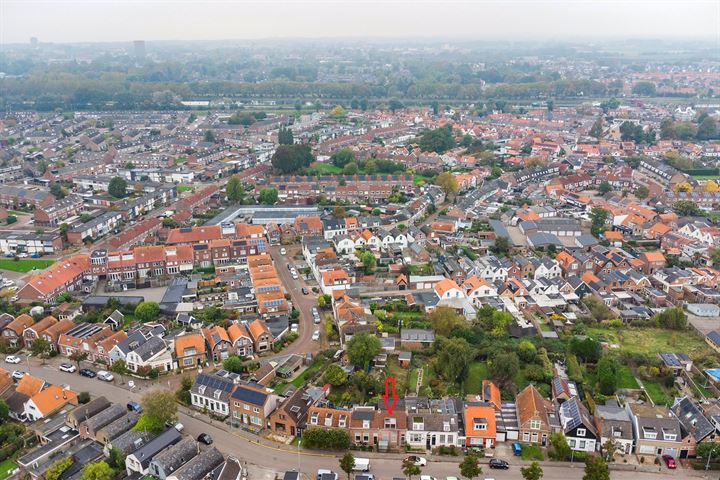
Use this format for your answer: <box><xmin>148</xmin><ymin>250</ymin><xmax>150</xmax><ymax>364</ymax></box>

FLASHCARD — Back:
<box><xmin>0</xmin><ymin>3</ymin><xmax>719</xmax><ymax>480</ymax></box>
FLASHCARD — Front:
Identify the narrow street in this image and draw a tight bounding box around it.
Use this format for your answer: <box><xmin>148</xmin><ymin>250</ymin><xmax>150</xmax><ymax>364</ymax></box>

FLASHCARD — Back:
<box><xmin>17</xmin><ymin>360</ymin><xmax>695</xmax><ymax>480</ymax></box>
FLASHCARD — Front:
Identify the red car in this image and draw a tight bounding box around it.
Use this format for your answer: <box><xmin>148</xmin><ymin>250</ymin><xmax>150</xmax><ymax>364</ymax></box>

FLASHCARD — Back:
<box><xmin>662</xmin><ymin>454</ymin><xmax>677</xmax><ymax>469</ymax></box>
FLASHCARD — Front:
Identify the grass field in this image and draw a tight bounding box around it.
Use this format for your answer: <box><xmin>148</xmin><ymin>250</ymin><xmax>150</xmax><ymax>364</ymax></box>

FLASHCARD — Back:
<box><xmin>691</xmin><ymin>175</ymin><xmax>720</xmax><ymax>180</ymax></box>
<box><xmin>464</xmin><ymin>362</ymin><xmax>489</xmax><ymax>394</ymax></box>
<box><xmin>307</xmin><ymin>163</ymin><xmax>343</xmax><ymax>175</ymax></box>
<box><xmin>643</xmin><ymin>380</ymin><xmax>672</xmax><ymax>406</ymax></box>
<box><xmin>413</xmin><ymin>175</ymin><xmax>433</xmax><ymax>186</ymax></box>
<box><xmin>617</xmin><ymin>365</ymin><xmax>640</xmax><ymax>389</ymax></box>
<box><xmin>521</xmin><ymin>444</ymin><xmax>545</xmax><ymax>461</ymax></box>
<box><xmin>176</xmin><ymin>185</ymin><xmax>194</xmax><ymax>193</ymax></box>
<box><xmin>0</xmin><ymin>459</ymin><xmax>16</xmax><ymax>480</ymax></box>
<box><xmin>586</xmin><ymin>326</ymin><xmax>712</xmax><ymax>358</ymax></box>
<box><xmin>385</xmin><ymin>357</ymin><xmax>410</xmax><ymax>396</ymax></box>
<box><xmin>0</xmin><ymin>259</ymin><xmax>54</xmax><ymax>272</ymax></box>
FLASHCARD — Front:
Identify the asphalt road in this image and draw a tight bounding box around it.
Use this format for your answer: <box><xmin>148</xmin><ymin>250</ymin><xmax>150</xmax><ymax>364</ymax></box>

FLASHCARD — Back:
<box><xmin>268</xmin><ymin>244</ymin><xmax>327</xmax><ymax>358</ymax></box>
<box><xmin>14</xmin><ymin>360</ymin><xmax>695</xmax><ymax>480</ymax></box>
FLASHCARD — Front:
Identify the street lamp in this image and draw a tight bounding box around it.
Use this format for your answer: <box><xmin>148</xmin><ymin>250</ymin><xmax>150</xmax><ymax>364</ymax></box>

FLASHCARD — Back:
<box><xmin>705</xmin><ymin>444</ymin><xmax>719</xmax><ymax>471</ymax></box>
<box><xmin>297</xmin><ymin>439</ymin><xmax>301</xmax><ymax>476</ymax></box>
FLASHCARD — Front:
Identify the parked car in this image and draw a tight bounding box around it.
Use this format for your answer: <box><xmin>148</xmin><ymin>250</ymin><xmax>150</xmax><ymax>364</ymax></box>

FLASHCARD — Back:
<box><xmin>127</xmin><ymin>401</ymin><xmax>142</xmax><ymax>412</ymax></box>
<box><xmin>17</xmin><ymin>253</ymin><xmax>28</xmax><ymax>258</ymax></box>
<box><xmin>419</xmin><ymin>476</ymin><xmax>436</xmax><ymax>480</ymax></box>
<box><xmin>404</xmin><ymin>456</ymin><xmax>427</xmax><ymax>466</ymax></box>
<box><xmin>197</xmin><ymin>433</ymin><xmax>213</xmax><ymax>445</ymax></box>
<box><xmin>11</xmin><ymin>370</ymin><xmax>25</xmax><ymax>380</ymax></box>
<box><xmin>97</xmin><ymin>370</ymin><xmax>114</xmax><ymax>382</ymax></box>
<box><xmin>79</xmin><ymin>368</ymin><xmax>96</xmax><ymax>378</ymax></box>
<box><xmin>488</xmin><ymin>459</ymin><xmax>509</xmax><ymax>470</ymax></box>
<box><xmin>173</xmin><ymin>422</ymin><xmax>184</xmax><ymax>432</ymax></box>
<box><xmin>302</xmin><ymin>287</ymin><xmax>309</xmax><ymax>295</ymax></box>
<box><xmin>292</xmin><ymin>273</ymin><xmax>299</xmax><ymax>280</ymax></box>
<box><xmin>280</xmin><ymin>248</ymin><xmax>287</xmax><ymax>255</ymax></box>
<box><xmin>662</xmin><ymin>455</ymin><xmax>676</xmax><ymax>469</ymax></box>
<box><xmin>312</xmin><ymin>330</ymin><xmax>320</xmax><ymax>341</ymax></box>
<box><xmin>2</xmin><ymin>280</ymin><xmax>15</xmax><ymax>287</ymax></box>
<box><xmin>511</xmin><ymin>443</ymin><xmax>522</xmax><ymax>456</ymax></box>
<box><xmin>351</xmin><ymin>458</ymin><xmax>370</xmax><ymax>472</ymax></box>
<box><xmin>9</xmin><ymin>296</ymin><xmax>17</xmax><ymax>303</ymax></box>
<box><xmin>59</xmin><ymin>363</ymin><xmax>76</xmax><ymax>373</ymax></box>
<box><xmin>5</xmin><ymin>355</ymin><xmax>20</xmax><ymax>364</ymax></box>
<box><xmin>290</xmin><ymin>323</ymin><xmax>299</xmax><ymax>333</ymax></box>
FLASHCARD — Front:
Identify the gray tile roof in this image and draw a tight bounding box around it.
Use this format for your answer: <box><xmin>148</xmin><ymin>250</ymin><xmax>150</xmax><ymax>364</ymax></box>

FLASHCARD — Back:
<box><xmin>168</xmin><ymin>447</ymin><xmax>224</xmax><ymax>480</ymax></box>
<box><xmin>150</xmin><ymin>437</ymin><xmax>198</xmax><ymax>477</ymax></box>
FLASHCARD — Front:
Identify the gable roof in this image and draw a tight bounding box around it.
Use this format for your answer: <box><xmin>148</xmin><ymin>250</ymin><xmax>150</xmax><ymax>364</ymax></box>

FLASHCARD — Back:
<box><xmin>15</xmin><ymin>374</ymin><xmax>45</xmax><ymax>397</ymax></box>
<box><xmin>29</xmin><ymin>385</ymin><xmax>78</xmax><ymax>416</ymax></box>
<box><xmin>516</xmin><ymin>384</ymin><xmax>549</xmax><ymax>427</ymax></box>
<box><xmin>174</xmin><ymin>333</ymin><xmax>205</xmax><ymax>357</ymax></box>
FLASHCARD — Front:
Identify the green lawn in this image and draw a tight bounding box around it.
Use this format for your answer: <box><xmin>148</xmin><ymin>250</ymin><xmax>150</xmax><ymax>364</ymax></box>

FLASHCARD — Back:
<box><xmin>0</xmin><ymin>459</ymin><xmax>16</xmax><ymax>480</ymax></box>
<box><xmin>585</xmin><ymin>326</ymin><xmax>712</xmax><ymax>359</ymax></box>
<box><xmin>385</xmin><ymin>357</ymin><xmax>410</xmax><ymax>396</ymax></box>
<box><xmin>0</xmin><ymin>259</ymin><xmax>55</xmax><ymax>272</ymax></box>
<box><xmin>413</xmin><ymin>175</ymin><xmax>433</xmax><ymax>186</ymax></box>
<box><xmin>464</xmin><ymin>362</ymin><xmax>489</xmax><ymax>394</ymax></box>
<box><xmin>273</xmin><ymin>359</ymin><xmax>326</xmax><ymax>392</ymax></box>
<box><xmin>643</xmin><ymin>380</ymin><xmax>672</xmax><ymax>406</ymax></box>
<box><xmin>617</xmin><ymin>365</ymin><xmax>640</xmax><ymax>389</ymax></box>
<box><xmin>691</xmin><ymin>175</ymin><xmax>720</xmax><ymax>180</ymax></box>
<box><xmin>521</xmin><ymin>444</ymin><xmax>545</xmax><ymax>461</ymax></box>
<box><xmin>176</xmin><ymin>185</ymin><xmax>194</xmax><ymax>193</ymax></box>
<box><xmin>307</xmin><ymin>163</ymin><xmax>343</xmax><ymax>175</ymax></box>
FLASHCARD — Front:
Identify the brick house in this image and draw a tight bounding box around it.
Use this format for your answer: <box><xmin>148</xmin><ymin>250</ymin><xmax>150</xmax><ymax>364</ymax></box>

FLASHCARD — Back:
<box><xmin>516</xmin><ymin>384</ymin><xmax>558</xmax><ymax>446</ymax></box>
<box><xmin>174</xmin><ymin>333</ymin><xmax>207</xmax><ymax>370</ymax></box>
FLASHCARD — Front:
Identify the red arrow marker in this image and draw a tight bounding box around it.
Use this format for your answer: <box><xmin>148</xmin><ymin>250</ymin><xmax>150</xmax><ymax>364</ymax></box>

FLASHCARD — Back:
<box><xmin>382</xmin><ymin>377</ymin><xmax>399</xmax><ymax>415</ymax></box>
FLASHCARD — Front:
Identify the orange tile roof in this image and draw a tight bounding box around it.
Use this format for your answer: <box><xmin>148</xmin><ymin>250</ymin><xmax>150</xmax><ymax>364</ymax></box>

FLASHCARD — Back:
<box><xmin>516</xmin><ymin>384</ymin><xmax>549</xmax><ymax>427</ymax></box>
<box><xmin>174</xmin><ymin>333</ymin><xmax>206</xmax><ymax>357</ymax></box>
<box><xmin>434</xmin><ymin>278</ymin><xmax>461</xmax><ymax>297</ymax></box>
<box><xmin>203</xmin><ymin>326</ymin><xmax>230</xmax><ymax>350</ymax></box>
<box><xmin>166</xmin><ymin>225</ymin><xmax>222</xmax><ymax>244</ymax></box>
<box><xmin>227</xmin><ymin>323</ymin><xmax>251</xmax><ymax>343</ymax></box>
<box><xmin>42</xmin><ymin>319</ymin><xmax>75</xmax><ymax>341</ymax></box>
<box><xmin>641</xmin><ymin>251</ymin><xmax>666</xmax><ymax>263</ymax></box>
<box><xmin>464</xmin><ymin>404</ymin><xmax>497</xmax><ymax>438</ymax></box>
<box><xmin>29</xmin><ymin>385</ymin><xmax>78</xmax><ymax>415</ymax></box>
<box><xmin>133</xmin><ymin>245</ymin><xmax>168</xmax><ymax>263</ymax></box>
<box><xmin>482</xmin><ymin>380</ymin><xmax>502</xmax><ymax>408</ymax></box>
<box><xmin>27</xmin><ymin>315</ymin><xmax>58</xmax><ymax>334</ymax></box>
<box><xmin>15</xmin><ymin>374</ymin><xmax>45</xmax><ymax>397</ymax></box>
<box><xmin>5</xmin><ymin>314</ymin><xmax>34</xmax><ymax>335</ymax></box>
<box><xmin>248</xmin><ymin>319</ymin><xmax>271</xmax><ymax>340</ymax></box>
<box><xmin>604</xmin><ymin>231</ymin><xmax>623</xmax><ymax>241</ymax></box>
<box><xmin>21</xmin><ymin>255</ymin><xmax>90</xmax><ymax>297</ymax></box>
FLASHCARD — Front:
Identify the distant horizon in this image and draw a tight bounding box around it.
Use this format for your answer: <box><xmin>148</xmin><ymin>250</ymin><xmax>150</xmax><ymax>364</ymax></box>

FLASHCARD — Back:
<box><xmin>2</xmin><ymin>0</ymin><xmax>719</xmax><ymax>45</ymax></box>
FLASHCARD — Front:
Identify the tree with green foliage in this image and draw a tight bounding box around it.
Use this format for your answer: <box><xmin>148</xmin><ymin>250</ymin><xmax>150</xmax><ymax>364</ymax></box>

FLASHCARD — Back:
<box><xmin>331</xmin><ymin>148</ymin><xmax>356</xmax><ymax>168</ymax></box>
<box><xmin>70</xmin><ymin>350</ymin><xmax>88</xmax><ymax>370</ymax></box>
<box><xmin>598</xmin><ymin>181</ymin><xmax>612</xmax><ymax>194</ymax></box>
<box><xmin>436</xmin><ymin>171</ymin><xmax>459</xmax><ymax>197</ymax></box>
<box><xmin>489</xmin><ymin>351</ymin><xmax>519</xmax><ymax>389</ymax></box>
<box><xmin>0</xmin><ymin>400</ymin><xmax>8</xmax><ymax>423</ymax></box>
<box><xmin>388</xmin><ymin>99</ymin><xmax>404</xmax><ymax>113</ymax></box>
<box><xmin>278</xmin><ymin>127</ymin><xmax>294</xmax><ymax>145</ymax></box>
<box><xmin>50</xmin><ymin>183</ymin><xmax>66</xmax><ymax>199</ymax></box>
<box><xmin>340</xmin><ymin>452</ymin><xmax>355</xmax><ymax>480</ymax></box>
<box><xmin>477</xmin><ymin>308</ymin><xmax>513</xmax><ymax>338</ymax></box>
<box><xmin>632</xmin><ymin>82</ymin><xmax>656</xmax><ymax>96</ymax></box>
<box><xmin>518</xmin><ymin>340</ymin><xmax>537</xmax><ymax>363</ymax></box>
<box><xmin>138</xmin><ymin>389</ymin><xmax>177</xmax><ymax>431</ymax></box>
<box><xmin>589</xmin><ymin>117</ymin><xmax>603</xmax><ymax>139</ymax></box>
<box><xmin>259</xmin><ymin>188</ymin><xmax>278</xmax><ymax>205</ymax></box>
<box><xmin>343</xmin><ymin>161</ymin><xmax>359</xmax><ymax>175</ymax></box>
<box><xmin>582</xmin><ymin>456</ymin><xmax>610</xmax><ymax>480</ymax></box>
<box><xmin>672</xmin><ymin>200</ymin><xmax>701</xmax><ymax>217</ymax></box>
<box><xmin>570</xmin><ymin>337</ymin><xmax>602</xmax><ymax>363</ymax></box>
<box><xmin>491</xmin><ymin>236</ymin><xmax>510</xmax><ymax>256</ymax></box>
<box><xmin>654</xmin><ymin>307</ymin><xmax>687</xmax><ymax>330</ymax></box>
<box><xmin>204</xmin><ymin>130</ymin><xmax>216</xmax><ymax>142</ymax></box>
<box><xmin>226</xmin><ymin>176</ymin><xmax>245</xmax><ymax>203</ymax></box>
<box><xmin>434</xmin><ymin>336</ymin><xmax>474</xmax><ymax>383</ymax></box>
<box><xmin>459</xmin><ymin>454</ymin><xmax>481</xmax><ymax>480</ymax></box>
<box><xmin>597</xmin><ymin>357</ymin><xmax>618</xmax><ymax>395</ymax></box>
<box><xmin>46</xmin><ymin>457</ymin><xmax>74</xmax><ymax>480</ymax></box>
<box><xmin>634</xmin><ymin>185</ymin><xmax>649</xmax><ymax>199</ymax></box>
<box><xmin>323</xmin><ymin>364</ymin><xmax>348</xmax><ymax>386</ymax></box>
<box><xmin>418</xmin><ymin>125</ymin><xmax>455</xmax><ymax>153</ymax></box>
<box><xmin>697</xmin><ymin>116</ymin><xmax>718</xmax><ymax>140</ymax></box>
<box><xmin>521</xmin><ymin>462</ymin><xmax>544</xmax><ymax>480</ymax></box>
<box><xmin>108</xmin><ymin>446</ymin><xmax>126</xmax><ymax>470</ymax></box>
<box><xmin>360</xmin><ymin>251</ymin><xmax>376</xmax><ymax>274</ymax></box>
<box><xmin>135</xmin><ymin>301</ymin><xmax>160</xmax><ymax>322</ymax></box>
<box><xmin>31</xmin><ymin>337</ymin><xmax>51</xmax><ymax>362</ymax></box>
<box><xmin>223</xmin><ymin>355</ymin><xmax>243</xmax><ymax>373</ymax></box>
<box><xmin>428</xmin><ymin>307</ymin><xmax>465</xmax><ymax>336</ymax></box>
<box><xmin>108</xmin><ymin>176</ymin><xmax>127</xmax><ymax>198</ymax></box>
<box><xmin>548</xmin><ymin>432</ymin><xmax>572</xmax><ymax>461</ymax></box>
<box><xmin>332</xmin><ymin>206</ymin><xmax>346</xmax><ymax>218</ymax></box>
<box><xmin>346</xmin><ymin>333</ymin><xmax>381</xmax><ymax>370</ymax></box>
<box><xmin>271</xmin><ymin>144</ymin><xmax>314</xmax><ymax>174</ymax></box>
<box><xmin>402</xmin><ymin>458</ymin><xmax>422</xmax><ymax>480</ymax></box>
<box><xmin>81</xmin><ymin>461</ymin><xmax>114</xmax><ymax>480</ymax></box>
<box><xmin>590</xmin><ymin>206</ymin><xmax>609</xmax><ymax>237</ymax></box>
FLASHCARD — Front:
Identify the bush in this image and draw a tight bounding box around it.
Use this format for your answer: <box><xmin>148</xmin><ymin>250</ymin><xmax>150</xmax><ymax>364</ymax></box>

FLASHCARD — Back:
<box><xmin>302</xmin><ymin>427</ymin><xmax>350</xmax><ymax>450</ymax></box>
<box><xmin>78</xmin><ymin>391</ymin><xmax>90</xmax><ymax>404</ymax></box>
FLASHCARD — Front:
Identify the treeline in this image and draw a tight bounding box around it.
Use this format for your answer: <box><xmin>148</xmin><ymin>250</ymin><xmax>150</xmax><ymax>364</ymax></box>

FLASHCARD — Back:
<box><xmin>1</xmin><ymin>74</ymin><xmax>610</xmax><ymax>111</ymax></box>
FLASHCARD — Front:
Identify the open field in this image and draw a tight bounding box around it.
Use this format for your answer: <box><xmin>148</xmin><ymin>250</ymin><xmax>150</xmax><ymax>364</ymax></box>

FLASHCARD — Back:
<box><xmin>464</xmin><ymin>362</ymin><xmax>489</xmax><ymax>394</ymax></box>
<box><xmin>585</xmin><ymin>326</ymin><xmax>712</xmax><ymax>358</ymax></box>
<box><xmin>306</xmin><ymin>163</ymin><xmax>343</xmax><ymax>175</ymax></box>
<box><xmin>0</xmin><ymin>259</ymin><xmax>54</xmax><ymax>273</ymax></box>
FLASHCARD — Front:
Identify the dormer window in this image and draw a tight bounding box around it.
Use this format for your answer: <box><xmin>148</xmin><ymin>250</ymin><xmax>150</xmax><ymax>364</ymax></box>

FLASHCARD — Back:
<box><xmin>384</xmin><ymin>418</ymin><xmax>396</xmax><ymax>429</ymax></box>
<box><xmin>362</xmin><ymin>420</ymin><xmax>370</xmax><ymax>429</ymax></box>
<box><xmin>310</xmin><ymin>412</ymin><xmax>319</xmax><ymax>425</ymax></box>
<box><xmin>338</xmin><ymin>415</ymin><xmax>347</xmax><ymax>428</ymax></box>
<box><xmin>198</xmin><ymin>385</ymin><xmax>206</xmax><ymax>395</ymax></box>
<box><xmin>643</xmin><ymin>426</ymin><xmax>657</xmax><ymax>440</ymax></box>
<box><xmin>473</xmin><ymin>418</ymin><xmax>487</xmax><ymax>431</ymax></box>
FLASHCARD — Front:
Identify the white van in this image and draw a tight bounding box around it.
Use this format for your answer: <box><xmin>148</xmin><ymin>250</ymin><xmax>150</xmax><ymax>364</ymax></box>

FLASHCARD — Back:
<box><xmin>352</xmin><ymin>458</ymin><xmax>370</xmax><ymax>472</ymax></box>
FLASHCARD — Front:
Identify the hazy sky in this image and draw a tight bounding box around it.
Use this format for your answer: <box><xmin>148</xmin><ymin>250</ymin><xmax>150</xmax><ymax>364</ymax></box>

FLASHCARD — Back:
<box><xmin>1</xmin><ymin>0</ymin><xmax>719</xmax><ymax>44</ymax></box>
